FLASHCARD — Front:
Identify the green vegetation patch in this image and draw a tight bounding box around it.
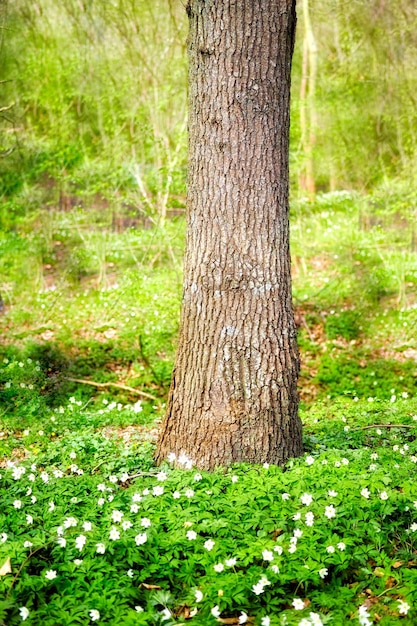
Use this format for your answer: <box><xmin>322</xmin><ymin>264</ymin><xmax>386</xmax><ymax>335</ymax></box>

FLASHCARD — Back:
<box><xmin>1</xmin><ymin>401</ymin><xmax>417</xmax><ymax>625</ymax></box>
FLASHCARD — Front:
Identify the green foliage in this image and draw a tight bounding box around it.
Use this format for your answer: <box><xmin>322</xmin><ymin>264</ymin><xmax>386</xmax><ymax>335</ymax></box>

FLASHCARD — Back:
<box><xmin>324</xmin><ymin>310</ymin><xmax>362</xmax><ymax>341</ymax></box>
<box><xmin>1</xmin><ymin>0</ymin><xmax>417</xmax><ymax>225</ymax></box>
<box><xmin>1</xmin><ymin>0</ymin><xmax>188</xmax><ymax>227</ymax></box>
<box><xmin>291</xmin><ymin>0</ymin><xmax>417</xmax><ymax>191</ymax></box>
<box><xmin>315</xmin><ymin>353</ymin><xmax>417</xmax><ymax>401</ymax></box>
<box><xmin>1</xmin><ymin>401</ymin><xmax>417</xmax><ymax>624</ymax></box>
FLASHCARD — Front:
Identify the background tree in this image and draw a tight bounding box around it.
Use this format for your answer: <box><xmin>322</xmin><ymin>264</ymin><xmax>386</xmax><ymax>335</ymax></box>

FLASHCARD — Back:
<box><xmin>298</xmin><ymin>0</ymin><xmax>317</xmax><ymax>197</ymax></box>
<box><xmin>155</xmin><ymin>0</ymin><xmax>303</xmax><ymax>470</ymax></box>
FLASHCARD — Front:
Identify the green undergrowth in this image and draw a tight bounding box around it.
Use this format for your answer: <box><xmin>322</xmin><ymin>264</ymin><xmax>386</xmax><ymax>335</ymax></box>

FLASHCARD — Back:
<box><xmin>1</xmin><ymin>189</ymin><xmax>416</xmax><ymax>409</ymax></box>
<box><xmin>0</xmin><ymin>190</ymin><xmax>416</xmax><ymax>624</ymax></box>
<box><xmin>1</xmin><ymin>400</ymin><xmax>417</xmax><ymax>625</ymax></box>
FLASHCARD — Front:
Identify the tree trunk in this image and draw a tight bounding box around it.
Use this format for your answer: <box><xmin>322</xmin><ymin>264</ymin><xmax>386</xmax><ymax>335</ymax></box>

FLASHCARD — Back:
<box><xmin>299</xmin><ymin>0</ymin><xmax>317</xmax><ymax>197</ymax></box>
<box><xmin>155</xmin><ymin>0</ymin><xmax>303</xmax><ymax>470</ymax></box>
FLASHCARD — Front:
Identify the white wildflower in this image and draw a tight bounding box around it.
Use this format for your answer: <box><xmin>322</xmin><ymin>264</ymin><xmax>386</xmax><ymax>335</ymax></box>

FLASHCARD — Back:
<box><xmin>19</xmin><ymin>607</ymin><xmax>30</xmax><ymax>621</ymax></box>
<box><xmin>305</xmin><ymin>511</ymin><xmax>315</xmax><ymax>527</ymax></box>
<box><xmin>64</xmin><ymin>517</ymin><xmax>78</xmax><ymax>528</ymax></box>
<box><xmin>161</xmin><ymin>608</ymin><xmax>171</xmax><ymax>621</ymax></box>
<box><xmin>12</xmin><ymin>467</ymin><xmax>26</xmax><ymax>480</ymax></box>
<box><xmin>292</xmin><ymin>598</ymin><xmax>305</xmax><ymax>610</ymax></box>
<box><xmin>135</xmin><ymin>533</ymin><xmax>147</xmax><ymax>545</ymax></box>
<box><xmin>397</xmin><ymin>600</ymin><xmax>410</xmax><ymax>615</ymax></box>
<box><xmin>122</xmin><ymin>520</ymin><xmax>133</xmax><ymax>530</ymax></box>
<box><xmin>111</xmin><ymin>510</ymin><xmax>124</xmax><ymax>523</ymax></box>
<box><xmin>109</xmin><ymin>527</ymin><xmax>120</xmax><ymax>541</ymax></box>
<box><xmin>75</xmin><ymin>535</ymin><xmax>87</xmax><ymax>551</ymax></box>
<box><xmin>325</xmin><ymin>505</ymin><xmax>336</xmax><ymax>519</ymax></box>
<box><xmin>301</xmin><ymin>493</ymin><xmax>313</xmax><ymax>506</ymax></box>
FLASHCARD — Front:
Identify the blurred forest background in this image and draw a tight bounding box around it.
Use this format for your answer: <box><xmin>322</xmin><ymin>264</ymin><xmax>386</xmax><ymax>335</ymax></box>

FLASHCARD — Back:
<box><xmin>0</xmin><ymin>0</ymin><xmax>416</xmax><ymax>423</ymax></box>
<box><xmin>2</xmin><ymin>0</ymin><xmax>417</xmax><ymax>210</ymax></box>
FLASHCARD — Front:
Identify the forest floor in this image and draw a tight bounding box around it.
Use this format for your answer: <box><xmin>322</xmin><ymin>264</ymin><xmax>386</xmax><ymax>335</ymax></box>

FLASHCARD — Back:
<box><xmin>0</xmin><ymin>191</ymin><xmax>416</xmax><ymax>624</ymax></box>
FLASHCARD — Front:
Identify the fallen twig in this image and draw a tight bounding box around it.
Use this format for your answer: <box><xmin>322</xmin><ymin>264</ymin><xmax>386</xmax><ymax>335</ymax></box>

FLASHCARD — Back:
<box><xmin>126</xmin><ymin>472</ymin><xmax>157</xmax><ymax>480</ymax></box>
<box><xmin>7</xmin><ymin>542</ymin><xmax>54</xmax><ymax>595</ymax></box>
<box><xmin>65</xmin><ymin>377</ymin><xmax>158</xmax><ymax>401</ymax></box>
<box><xmin>91</xmin><ymin>459</ymin><xmax>107</xmax><ymax>474</ymax></box>
<box><xmin>351</xmin><ymin>423</ymin><xmax>415</xmax><ymax>432</ymax></box>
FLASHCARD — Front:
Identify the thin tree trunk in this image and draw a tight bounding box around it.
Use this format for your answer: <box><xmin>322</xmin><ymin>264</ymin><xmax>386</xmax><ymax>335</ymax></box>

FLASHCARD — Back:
<box><xmin>299</xmin><ymin>0</ymin><xmax>317</xmax><ymax>197</ymax></box>
<box><xmin>155</xmin><ymin>0</ymin><xmax>303</xmax><ymax>470</ymax></box>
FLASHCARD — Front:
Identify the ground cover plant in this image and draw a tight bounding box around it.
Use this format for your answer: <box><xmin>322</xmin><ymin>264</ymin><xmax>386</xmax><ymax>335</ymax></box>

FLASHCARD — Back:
<box><xmin>1</xmin><ymin>397</ymin><xmax>417</xmax><ymax>625</ymax></box>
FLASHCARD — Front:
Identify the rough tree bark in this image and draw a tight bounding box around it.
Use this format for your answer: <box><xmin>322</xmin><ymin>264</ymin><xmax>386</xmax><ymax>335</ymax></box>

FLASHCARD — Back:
<box><xmin>155</xmin><ymin>0</ymin><xmax>303</xmax><ymax>470</ymax></box>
